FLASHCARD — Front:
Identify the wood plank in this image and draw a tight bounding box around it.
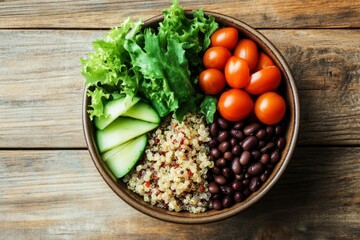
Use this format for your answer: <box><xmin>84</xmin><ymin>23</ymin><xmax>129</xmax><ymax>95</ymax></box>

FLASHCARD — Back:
<box><xmin>0</xmin><ymin>29</ymin><xmax>359</xmax><ymax>148</ymax></box>
<box><xmin>0</xmin><ymin>0</ymin><xmax>359</xmax><ymax>29</ymax></box>
<box><xmin>0</xmin><ymin>148</ymin><xmax>359</xmax><ymax>238</ymax></box>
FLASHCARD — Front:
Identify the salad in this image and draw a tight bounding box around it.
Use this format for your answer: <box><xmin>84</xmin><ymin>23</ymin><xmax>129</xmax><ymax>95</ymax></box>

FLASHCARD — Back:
<box><xmin>81</xmin><ymin>0</ymin><xmax>287</xmax><ymax>212</ymax></box>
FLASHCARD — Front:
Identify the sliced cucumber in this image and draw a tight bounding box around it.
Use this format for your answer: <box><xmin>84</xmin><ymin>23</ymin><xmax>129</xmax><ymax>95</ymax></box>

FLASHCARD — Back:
<box><xmin>96</xmin><ymin>117</ymin><xmax>159</xmax><ymax>153</ymax></box>
<box><xmin>104</xmin><ymin>134</ymin><xmax>147</xmax><ymax>178</ymax></box>
<box><xmin>123</xmin><ymin>102</ymin><xmax>161</xmax><ymax>124</ymax></box>
<box><xmin>94</xmin><ymin>96</ymin><xmax>140</xmax><ymax>130</ymax></box>
<box><xmin>102</xmin><ymin>139</ymin><xmax>133</xmax><ymax>162</ymax></box>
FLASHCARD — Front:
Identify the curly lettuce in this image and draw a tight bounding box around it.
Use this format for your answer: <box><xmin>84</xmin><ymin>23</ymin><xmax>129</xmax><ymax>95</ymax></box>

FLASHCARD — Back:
<box><xmin>81</xmin><ymin>0</ymin><xmax>219</xmax><ymax>122</ymax></box>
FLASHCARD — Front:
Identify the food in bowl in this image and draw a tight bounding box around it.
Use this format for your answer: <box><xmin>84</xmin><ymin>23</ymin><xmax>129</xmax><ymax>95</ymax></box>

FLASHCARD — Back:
<box><xmin>81</xmin><ymin>0</ymin><xmax>297</xmax><ymax>218</ymax></box>
<box><xmin>124</xmin><ymin>113</ymin><xmax>213</xmax><ymax>213</ymax></box>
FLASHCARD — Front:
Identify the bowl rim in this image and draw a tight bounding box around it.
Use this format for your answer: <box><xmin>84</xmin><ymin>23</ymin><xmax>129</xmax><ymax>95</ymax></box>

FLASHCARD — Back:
<box><xmin>82</xmin><ymin>10</ymin><xmax>300</xmax><ymax>224</ymax></box>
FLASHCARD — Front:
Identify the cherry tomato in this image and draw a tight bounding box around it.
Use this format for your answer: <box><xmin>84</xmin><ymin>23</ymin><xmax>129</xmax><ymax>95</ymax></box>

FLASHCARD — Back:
<box><xmin>233</xmin><ymin>39</ymin><xmax>259</xmax><ymax>72</ymax></box>
<box><xmin>199</xmin><ymin>69</ymin><xmax>226</xmax><ymax>95</ymax></box>
<box><xmin>245</xmin><ymin>66</ymin><xmax>281</xmax><ymax>95</ymax></box>
<box><xmin>203</xmin><ymin>47</ymin><xmax>232</xmax><ymax>70</ymax></box>
<box><xmin>254</xmin><ymin>92</ymin><xmax>286</xmax><ymax>125</ymax></box>
<box><xmin>218</xmin><ymin>89</ymin><xmax>254</xmax><ymax>122</ymax></box>
<box><xmin>254</xmin><ymin>52</ymin><xmax>274</xmax><ymax>72</ymax></box>
<box><xmin>224</xmin><ymin>56</ymin><xmax>250</xmax><ymax>89</ymax></box>
<box><xmin>210</xmin><ymin>27</ymin><xmax>238</xmax><ymax>50</ymax></box>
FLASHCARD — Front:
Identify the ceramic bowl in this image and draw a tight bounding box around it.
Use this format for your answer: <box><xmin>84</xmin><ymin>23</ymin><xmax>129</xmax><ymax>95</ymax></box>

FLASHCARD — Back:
<box><xmin>83</xmin><ymin>11</ymin><xmax>300</xmax><ymax>224</ymax></box>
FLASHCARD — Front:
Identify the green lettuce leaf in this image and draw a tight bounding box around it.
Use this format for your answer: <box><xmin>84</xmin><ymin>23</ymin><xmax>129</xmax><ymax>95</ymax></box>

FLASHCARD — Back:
<box><xmin>159</xmin><ymin>0</ymin><xmax>219</xmax><ymax>75</ymax></box>
<box><xmin>200</xmin><ymin>95</ymin><xmax>218</xmax><ymax>123</ymax></box>
<box><xmin>124</xmin><ymin>29</ymin><xmax>195</xmax><ymax>118</ymax></box>
<box><xmin>81</xmin><ymin>1</ymin><xmax>219</xmax><ymax>121</ymax></box>
<box><xmin>87</xmin><ymin>87</ymin><xmax>110</xmax><ymax>120</ymax></box>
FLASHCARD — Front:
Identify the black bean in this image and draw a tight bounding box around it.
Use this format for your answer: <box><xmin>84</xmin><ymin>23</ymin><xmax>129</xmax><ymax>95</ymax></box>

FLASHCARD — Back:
<box><xmin>231</xmin><ymin>181</ymin><xmax>243</xmax><ymax>191</ymax></box>
<box><xmin>260</xmin><ymin>142</ymin><xmax>275</xmax><ymax>153</ymax></box>
<box><xmin>266</xmin><ymin>126</ymin><xmax>274</xmax><ymax>138</ymax></box>
<box><xmin>234</xmin><ymin>192</ymin><xmax>245</xmax><ymax>203</ymax></box>
<box><xmin>242</xmin><ymin>179</ymin><xmax>250</xmax><ymax>186</ymax></box>
<box><xmin>260</xmin><ymin>153</ymin><xmax>270</xmax><ymax>165</ymax></box>
<box><xmin>211</xmin><ymin>166</ymin><xmax>221</xmax><ymax>175</ymax></box>
<box><xmin>218</xmin><ymin>131</ymin><xmax>230</xmax><ymax>142</ymax></box>
<box><xmin>224</xmin><ymin>151</ymin><xmax>233</xmax><ymax>160</ymax></box>
<box><xmin>249</xmin><ymin>177</ymin><xmax>261</xmax><ymax>192</ymax></box>
<box><xmin>235</xmin><ymin>174</ymin><xmax>244</xmax><ymax>181</ymax></box>
<box><xmin>260</xmin><ymin>173</ymin><xmax>269</xmax><ymax>182</ymax></box>
<box><xmin>239</xmin><ymin>151</ymin><xmax>251</xmax><ymax>165</ymax></box>
<box><xmin>208</xmin><ymin>181</ymin><xmax>220</xmax><ymax>194</ymax></box>
<box><xmin>212</xmin><ymin>199</ymin><xmax>223</xmax><ymax>210</ymax></box>
<box><xmin>217</xmin><ymin>117</ymin><xmax>229</xmax><ymax>129</ymax></box>
<box><xmin>218</xmin><ymin>141</ymin><xmax>230</xmax><ymax>153</ymax></box>
<box><xmin>275</xmin><ymin>125</ymin><xmax>284</xmax><ymax>136</ymax></box>
<box><xmin>276</xmin><ymin>137</ymin><xmax>286</xmax><ymax>150</ymax></box>
<box><xmin>230</xmin><ymin>129</ymin><xmax>244</xmax><ymax>140</ymax></box>
<box><xmin>222</xmin><ymin>168</ymin><xmax>232</xmax><ymax>178</ymax></box>
<box><xmin>210</xmin><ymin>148</ymin><xmax>221</xmax><ymax>158</ymax></box>
<box><xmin>215</xmin><ymin>158</ymin><xmax>227</xmax><ymax>167</ymax></box>
<box><xmin>241</xmin><ymin>136</ymin><xmax>258</xmax><ymax>151</ymax></box>
<box><xmin>233</xmin><ymin>121</ymin><xmax>245</xmax><ymax>130</ymax></box>
<box><xmin>232</xmin><ymin>145</ymin><xmax>241</xmax><ymax>156</ymax></box>
<box><xmin>248</xmin><ymin>162</ymin><xmax>264</xmax><ymax>175</ymax></box>
<box><xmin>230</xmin><ymin>137</ymin><xmax>238</xmax><ymax>146</ymax></box>
<box><xmin>244</xmin><ymin>173</ymin><xmax>251</xmax><ymax>179</ymax></box>
<box><xmin>244</xmin><ymin>123</ymin><xmax>261</xmax><ymax>136</ymax></box>
<box><xmin>212</xmin><ymin>194</ymin><xmax>221</xmax><ymax>200</ymax></box>
<box><xmin>220</xmin><ymin>186</ymin><xmax>234</xmax><ymax>196</ymax></box>
<box><xmin>231</xmin><ymin>158</ymin><xmax>242</xmax><ymax>174</ymax></box>
<box><xmin>243</xmin><ymin>188</ymin><xmax>252</xmax><ymax>197</ymax></box>
<box><xmin>252</xmin><ymin>150</ymin><xmax>261</xmax><ymax>160</ymax></box>
<box><xmin>222</xmin><ymin>196</ymin><xmax>233</xmax><ymax>208</ymax></box>
<box><xmin>256</xmin><ymin>129</ymin><xmax>266</xmax><ymax>140</ymax></box>
<box><xmin>208</xmin><ymin>139</ymin><xmax>218</xmax><ymax>148</ymax></box>
<box><xmin>258</xmin><ymin>140</ymin><xmax>266</xmax><ymax>149</ymax></box>
<box><xmin>210</xmin><ymin>123</ymin><xmax>219</xmax><ymax>137</ymax></box>
<box><xmin>270</xmin><ymin>150</ymin><xmax>280</xmax><ymax>163</ymax></box>
<box><xmin>215</xmin><ymin>175</ymin><xmax>227</xmax><ymax>185</ymax></box>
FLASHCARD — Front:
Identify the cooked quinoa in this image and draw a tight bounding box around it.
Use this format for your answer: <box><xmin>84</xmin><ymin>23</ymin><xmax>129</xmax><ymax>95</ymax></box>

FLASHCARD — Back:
<box><xmin>123</xmin><ymin>113</ymin><xmax>214</xmax><ymax>213</ymax></box>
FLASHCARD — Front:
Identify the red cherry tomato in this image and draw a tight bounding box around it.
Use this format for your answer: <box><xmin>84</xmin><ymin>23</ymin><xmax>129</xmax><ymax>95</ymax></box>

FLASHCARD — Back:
<box><xmin>210</xmin><ymin>27</ymin><xmax>239</xmax><ymax>50</ymax></box>
<box><xmin>233</xmin><ymin>39</ymin><xmax>259</xmax><ymax>72</ymax></box>
<box><xmin>254</xmin><ymin>52</ymin><xmax>275</xmax><ymax>72</ymax></box>
<box><xmin>203</xmin><ymin>47</ymin><xmax>232</xmax><ymax>70</ymax></box>
<box><xmin>255</xmin><ymin>92</ymin><xmax>286</xmax><ymax>125</ymax></box>
<box><xmin>224</xmin><ymin>56</ymin><xmax>250</xmax><ymax>89</ymax></box>
<box><xmin>245</xmin><ymin>66</ymin><xmax>281</xmax><ymax>95</ymax></box>
<box><xmin>199</xmin><ymin>69</ymin><xmax>226</xmax><ymax>95</ymax></box>
<box><xmin>217</xmin><ymin>89</ymin><xmax>254</xmax><ymax>122</ymax></box>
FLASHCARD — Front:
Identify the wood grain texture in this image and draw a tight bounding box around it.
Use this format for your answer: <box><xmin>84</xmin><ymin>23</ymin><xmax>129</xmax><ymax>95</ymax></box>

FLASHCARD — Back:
<box><xmin>0</xmin><ymin>0</ymin><xmax>359</xmax><ymax>29</ymax></box>
<box><xmin>0</xmin><ymin>148</ymin><xmax>359</xmax><ymax>239</ymax></box>
<box><xmin>0</xmin><ymin>29</ymin><xmax>359</xmax><ymax>148</ymax></box>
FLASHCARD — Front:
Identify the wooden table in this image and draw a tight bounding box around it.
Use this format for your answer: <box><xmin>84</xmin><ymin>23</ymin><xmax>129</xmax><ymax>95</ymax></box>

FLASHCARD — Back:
<box><xmin>1</xmin><ymin>1</ymin><xmax>359</xmax><ymax>239</ymax></box>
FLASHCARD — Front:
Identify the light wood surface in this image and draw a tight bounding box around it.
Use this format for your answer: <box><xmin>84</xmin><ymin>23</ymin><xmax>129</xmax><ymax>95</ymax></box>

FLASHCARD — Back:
<box><xmin>0</xmin><ymin>0</ymin><xmax>359</xmax><ymax>239</ymax></box>
<box><xmin>1</xmin><ymin>1</ymin><xmax>359</xmax><ymax>29</ymax></box>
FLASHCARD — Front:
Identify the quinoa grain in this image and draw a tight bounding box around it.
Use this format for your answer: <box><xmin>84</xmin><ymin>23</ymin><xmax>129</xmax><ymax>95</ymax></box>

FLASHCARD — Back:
<box><xmin>123</xmin><ymin>114</ymin><xmax>213</xmax><ymax>213</ymax></box>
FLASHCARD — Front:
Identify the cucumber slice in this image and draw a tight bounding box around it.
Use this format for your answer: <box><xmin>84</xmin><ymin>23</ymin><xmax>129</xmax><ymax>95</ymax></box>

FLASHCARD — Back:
<box><xmin>96</xmin><ymin>117</ymin><xmax>158</xmax><ymax>153</ymax></box>
<box><xmin>123</xmin><ymin>102</ymin><xmax>161</xmax><ymax>123</ymax></box>
<box><xmin>94</xmin><ymin>97</ymin><xmax>140</xmax><ymax>130</ymax></box>
<box><xmin>104</xmin><ymin>134</ymin><xmax>147</xmax><ymax>178</ymax></box>
<box><xmin>102</xmin><ymin>138</ymin><xmax>133</xmax><ymax>162</ymax></box>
